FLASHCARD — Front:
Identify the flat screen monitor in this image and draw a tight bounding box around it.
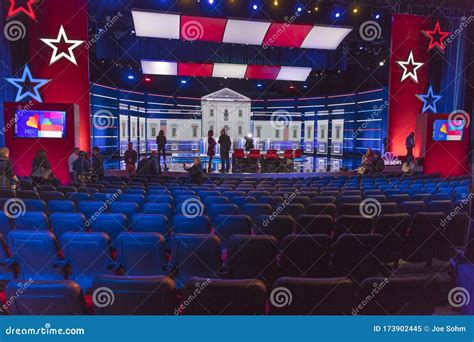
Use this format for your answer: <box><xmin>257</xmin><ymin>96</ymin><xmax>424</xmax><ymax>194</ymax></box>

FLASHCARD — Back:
<box><xmin>15</xmin><ymin>110</ymin><xmax>67</xmax><ymax>138</ymax></box>
<box><xmin>432</xmin><ymin>119</ymin><xmax>464</xmax><ymax>142</ymax></box>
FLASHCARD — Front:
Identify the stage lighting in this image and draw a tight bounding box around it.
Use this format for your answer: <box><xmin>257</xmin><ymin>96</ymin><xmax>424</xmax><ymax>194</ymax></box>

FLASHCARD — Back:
<box><xmin>273</xmin><ymin>0</ymin><xmax>278</xmax><ymax>6</ymax></box>
<box><xmin>335</xmin><ymin>12</ymin><xmax>340</xmax><ymax>18</ymax></box>
<box><xmin>127</xmin><ymin>75</ymin><xmax>134</xmax><ymax>80</ymax></box>
<box><xmin>314</xmin><ymin>6</ymin><xmax>319</xmax><ymax>12</ymax></box>
<box><xmin>352</xmin><ymin>8</ymin><xmax>359</xmax><ymax>14</ymax></box>
<box><xmin>303</xmin><ymin>85</ymin><xmax>308</xmax><ymax>89</ymax></box>
<box><xmin>247</xmin><ymin>133</ymin><xmax>253</xmax><ymax>138</ymax></box>
<box><xmin>144</xmin><ymin>76</ymin><xmax>152</xmax><ymax>82</ymax></box>
<box><xmin>252</xmin><ymin>4</ymin><xmax>258</xmax><ymax>10</ymax></box>
<box><xmin>297</xmin><ymin>6</ymin><xmax>302</xmax><ymax>12</ymax></box>
<box><xmin>257</xmin><ymin>83</ymin><xmax>263</xmax><ymax>88</ymax></box>
<box><xmin>208</xmin><ymin>0</ymin><xmax>214</xmax><ymax>4</ymax></box>
<box><xmin>379</xmin><ymin>61</ymin><xmax>385</xmax><ymax>66</ymax></box>
<box><xmin>375</xmin><ymin>14</ymin><xmax>380</xmax><ymax>19</ymax></box>
<box><xmin>180</xmin><ymin>79</ymin><xmax>187</xmax><ymax>84</ymax></box>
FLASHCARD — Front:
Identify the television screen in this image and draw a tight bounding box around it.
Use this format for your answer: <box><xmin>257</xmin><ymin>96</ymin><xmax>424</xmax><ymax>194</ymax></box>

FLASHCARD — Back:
<box><xmin>432</xmin><ymin>119</ymin><xmax>464</xmax><ymax>142</ymax></box>
<box><xmin>15</xmin><ymin>110</ymin><xmax>66</xmax><ymax>138</ymax></box>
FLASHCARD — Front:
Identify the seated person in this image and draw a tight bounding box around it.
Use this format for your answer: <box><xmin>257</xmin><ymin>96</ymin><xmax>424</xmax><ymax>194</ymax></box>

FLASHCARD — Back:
<box><xmin>73</xmin><ymin>151</ymin><xmax>92</xmax><ymax>182</ymax></box>
<box><xmin>372</xmin><ymin>152</ymin><xmax>385</xmax><ymax>174</ymax></box>
<box><xmin>183</xmin><ymin>157</ymin><xmax>202</xmax><ymax>184</ymax></box>
<box><xmin>358</xmin><ymin>148</ymin><xmax>374</xmax><ymax>175</ymax></box>
<box><xmin>136</xmin><ymin>156</ymin><xmax>158</xmax><ymax>177</ymax></box>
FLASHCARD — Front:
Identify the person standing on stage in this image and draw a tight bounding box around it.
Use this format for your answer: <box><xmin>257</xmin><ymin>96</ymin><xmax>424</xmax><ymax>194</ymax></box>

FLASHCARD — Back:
<box><xmin>0</xmin><ymin>148</ymin><xmax>19</xmax><ymax>189</ymax></box>
<box><xmin>207</xmin><ymin>130</ymin><xmax>216</xmax><ymax>173</ymax></box>
<box><xmin>156</xmin><ymin>130</ymin><xmax>168</xmax><ymax>171</ymax></box>
<box><xmin>124</xmin><ymin>142</ymin><xmax>138</xmax><ymax>177</ymax></box>
<box><xmin>218</xmin><ymin>128</ymin><xmax>232</xmax><ymax>173</ymax></box>
<box><xmin>405</xmin><ymin>132</ymin><xmax>415</xmax><ymax>163</ymax></box>
<box><xmin>244</xmin><ymin>136</ymin><xmax>254</xmax><ymax>152</ymax></box>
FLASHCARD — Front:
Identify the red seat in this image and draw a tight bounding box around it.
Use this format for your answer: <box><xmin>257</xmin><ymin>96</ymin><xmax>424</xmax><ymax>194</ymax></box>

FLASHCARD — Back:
<box><xmin>233</xmin><ymin>149</ymin><xmax>245</xmax><ymax>159</ymax></box>
<box><xmin>283</xmin><ymin>149</ymin><xmax>294</xmax><ymax>159</ymax></box>
<box><xmin>266</xmin><ymin>149</ymin><xmax>278</xmax><ymax>159</ymax></box>
<box><xmin>249</xmin><ymin>149</ymin><xmax>261</xmax><ymax>159</ymax></box>
<box><xmin>294</xmin><ymin>149</ymin><xmax>302</xmax><ymax>158</ymax></box>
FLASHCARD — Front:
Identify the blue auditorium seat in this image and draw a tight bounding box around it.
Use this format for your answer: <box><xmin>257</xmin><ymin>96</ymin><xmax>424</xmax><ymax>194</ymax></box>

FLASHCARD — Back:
<box><xmin>49</xmin><ymin>212</ymin><xmax>86</xmax><ymax>239</ymax></box>
<box><xmin>247</xmin><ymin>191</ymin><xmax>271</xmax><ymax>200</ymax></box>
<box><xmin>280</xmin><ymin>234</ymin><xmax>332</xmax><ymax>277</ymax></box>
<box><xmin>78</xmin><ymin>201</ymin><xmax>106</xmax><ymax>220</ymax></box>
<box><xmin>399</xmin><ymin>201</ymin><xmax>426</xmax><ymax>217</ymax></box>
<box><xmin>227</xmin><ymin>235</ymin><xmax>278</xmax><ymax>285</ymax></box>
<box><xmin>208</xmin><ymin>204</ymin><xmax>239</xmax><ymax>222</ymax></box>
<box><xmin>142</xmin><ymin>203</ymin><xmax>174</xmax><ymax>219</ymax></box>
<box><xmin>304</xmin><ymin>203</ymin><xmax>337</xmax><ymax>219</ymax></box>
<box><xmin>130</xmin><ymin>214</ymin><xmax>169</xmax><ymax>235</ymax></box>
<box><xmin>335</xmin><ymin>215</ymin><xmax>373</xmax><ymax>236</ymax></box>
<box><xmin>373</xmin><ymin>214</ymin><xmax>411</xmax><ymax>264</ymax></box>
<box><xmin>5</xmin><ymin>280</ymin><xmax>87</xmax><ymax>315</ymax></box>
<box><xmin>92</xmin><ymin>275</ymin><xmax>177</xmax><ymax>315</ymax></box>
<box><xmin>14</xmin><ymin>212</ymin><xmax>48</xmax><ymax>230</ymax></box>
<box><xmin>172</xmin><ymin>215</ymin><xmax>211</xmax><ymax>234</ymax></box>
<box><xmin>23</xmin><ymin>199</ymin><xmax>47</xmax><ymax>212</ymax></box>
<box><xmin>426</xmin><ymin>200</ymin><xmax>452</xmax><ymax>214</ymax></box>
<box><xmin>0</xmin><ymin>234</ymin><xmax>15</xmax><ymax>281</ymax></box>
<box><xmin>16</xmin><ymin>190</ymin><xmax>40</xmax><ymax>199</ymax></box>
<box><xmin>198</xmin><ymin>191</ymin><xmax>221</xmax><ymax>199</ymax></box>
<box><xmin>114</xmin><ymin>232</ymin><xmax>167</xmax><ymax>276</ymax></box>
<box><xmin>123</xmin><ymin>188</ymin><xmax>146</xmax><ymax>195</ymax></box>
<box><xmin>8</xmin><ymin>230</ymin><xmax>66</xmax><ymax>280</ymax></box>
<box><xmin>222</xmin><ymin>191</ymin><xmax>246</xmax><ymax>198</ymax></box>
<box><xmin>118</xmin><ymin>194</ymin><xmax>145</xmax><ymax>207</ymax></box>
<box><xmin>47</xmin><ymin>200</ymin><xmax>76</xmax><ymax>213</ymax></box>
<box><xmin>213</xmin><ymin>215</ymin><xmax>252</xmax><ymax>248</ymax></box>
<box><xmin>231</xmin><ymin>196</ymin><xmax>257</xmax><ymax>206</ymax></box>
<box><xmin>90</xmin><ymin>213</ymin><xmax>128</xmax><ymax>242</ymax></box>
<box><xmin>0</xmin><ymin>212</ymin><xmax>13</xmax><ymax>237</ymax></box>
<box><xmin>332</xmin><ymin>234</ymin><xmax>384</xmax><ymax>280</ymax></box>
<box><xmin>241</xmin><ymin>203</ymin><xmax>272</xmax><ymax>222</ymax></box>
<box><xmin>109</xmin><ymin>201</ymin><xmax>139</xmax><ymax>223</ymax></box>
<box><xmin>269</xmin><ymin>277</ymin><xmax>355</xmax><ymax>315</ymax></box>
<box><xmin>175</xmin><ymin>195</ymin><xmax>200</xmax><ymax>206</ymax></box>
<box><xmin>66</xmin><ymin>192</ymin><xmax>91</xmax><ymax>203</ymax></box>
<box><xmin>254</xmin><ymin>215</ymin><xmax>296</xmax><ymax>246</ymax></box>
<box><xmin>182</xmin><ymin>277</ymin><xmax>267</xmax><ymax>315</ymax></box>
<box><xmin>61</xmin><ymin>232</ymin><xmax>117</xmax><ymax>290</ymax></box>
<box><xmin>168</xmin><ymin>234</ymin><xmax>221</xmax><ymax>288</ymax></box>
<box><xmin>172</xmin><ymin>190</ymin><xmax>195</xmax><ymax>197</ymax></box>
<box><xmin>296</xmin><ymin>215</ymin><xmax>334</xmax><ymax>235</ymax></box>
<box><xmin>39</xmin><ymin>191</ymin><xmax>65</xmax><ymax>201</ymax></box>
<box><xmin>146</xmin><ymin>194</ymin><xmax>174</xmax><ymax>204</ymax></box>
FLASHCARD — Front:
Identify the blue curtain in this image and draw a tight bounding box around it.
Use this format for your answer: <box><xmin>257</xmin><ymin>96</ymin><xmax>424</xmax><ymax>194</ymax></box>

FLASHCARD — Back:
<box><xmin>440</xmin><ymin>17</ymin><xmax>467</xmax><ymax>113</ymax></box>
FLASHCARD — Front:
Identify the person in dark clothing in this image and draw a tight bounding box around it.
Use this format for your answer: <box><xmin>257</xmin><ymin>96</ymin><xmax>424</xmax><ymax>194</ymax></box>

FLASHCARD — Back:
<box><xmin>183</xmin><ymin>157</ymin><xmax>202</xmax><ymax>184</ymax></box>
<box><xmin>31</xmin><ymin>149</ymin><xmax>59</xmax><ymax>186</ymax></box>
<box><xmin>136</xmin><ymin>156</ymin><xmax>157</xmax><ymax>177</ymax></box>
<box><xmin>150</xmin><ymin>150</ymin><xmax>161</xmax><ymax>175</ymax></box>
<box><xmin>372</xmin><ymin>152</ymin><xmax>385</xmax><ymax>174</ymax></box>
<box><xmin>0</xmin><ymin>147</ymin><xmax>19</xmax><ymax>189</ymax></box>
<box><xmin>156</xmin><ymin>130</ymin><xmax>168</xmax><ymax>171</ymax></box>
<box><xmin>207</xmin><ymin>130</ymin><xmax>216</xmax><ymax>173</ymax></box>
<box><xmin>218</xmin><ymin>129</ymin><xmax>232</xmax><ymax>173</ymax></box>
<box><xmin>406</xmin><ymin>132</ymin><xmax>415</xmax><ymax>163</ymax></box>
<box><xmin>124</xmin><ymin>143</ymin><xmax>138</xmax><ymax>177</ymax></box>
<box><xmin>91</xmin><ymin>147</ymin><xmax>104</xmax><ymax>179</ymax></box>
<box><xmin>244</xmin><ymin>136</ymin><xmax>254</xmax><ymax>152</ymax></box>
<box><xmin>73</xmin><ymin>151</ymin><xmax>92</xmax><ymax>182</ymax></box>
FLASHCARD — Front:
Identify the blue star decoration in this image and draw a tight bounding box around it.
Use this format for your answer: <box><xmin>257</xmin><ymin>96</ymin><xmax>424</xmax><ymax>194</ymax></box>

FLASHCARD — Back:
<box><xmin>4</xmin><ymin>64</ymin><xmax>51</xmax><ymax>103</ymax></box>
<box><xmin>415</xmin><ymin>85</ymin><xmax>442</xmax><ymax>113</ymax></box>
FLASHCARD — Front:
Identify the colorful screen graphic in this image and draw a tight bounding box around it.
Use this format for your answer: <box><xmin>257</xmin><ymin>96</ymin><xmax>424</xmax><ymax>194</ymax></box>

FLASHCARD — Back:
<box><xmin>432</xmin><ymin>119</ymin><xmax>464</xmax><ymax>142</ymax></box>
<box><xmin>15</xmin><ymin>110</ymin><xmax>66</xmax><ymax>138</ymax></box>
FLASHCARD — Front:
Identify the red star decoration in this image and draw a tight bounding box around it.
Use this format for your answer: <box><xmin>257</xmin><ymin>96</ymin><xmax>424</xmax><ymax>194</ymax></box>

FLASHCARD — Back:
<box><xmin>422</xmin><ymin>20</ymin><xmax>450</xmax><ymax>52</ymax></box>
<box><xmin>8</xmin><ymin>0</ymin><xmax>36</xmax><ymax>21</ymax></box>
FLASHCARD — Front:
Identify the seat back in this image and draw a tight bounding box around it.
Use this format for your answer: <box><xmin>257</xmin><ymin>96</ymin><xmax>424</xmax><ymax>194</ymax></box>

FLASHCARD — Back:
<box><xmin>92</xmin><ymin>275</ymin><xmax>177</xmax><ymax>315</ymax></box>
<box><xmin>254</xmin><ymin>215</ymin><xmax>296</xmax><ymax>245</ymax></box>
<box><xmin>90</xmin><ymin>213</ymin><xmax>128</xmax><ymax>242</ymax></box>
<box><xmin>241</xmin><ymin>203</ymin><xmax>272</xmax><ymax>222</ymax></box>
<box><xmin>78</xmin><ymin>201</ymin><xmax>106</xmax><ymax>220</ymax></box>
<box><xmin>47</xmin><ymin>200</ymin><xmax>76</xmax><ymax>213</ymax></box>
<box><xmin>296</xmin><ymin>215</ymin><xmax>334</xmax><ymax>235</ymax></box>
<box><xmin>142</xmin><ymin>203</ymin><xmax>173</xmax><ymax>218</ymax></box>
<box><xmin>172</xmin><ymin>215</ymin><xmax>211</xmax><ymax>234</ymax></box>
<box><xmin>39</xmin><ymin>191</ymin><xmax>65</xmax><ymax>202</ymax></box>
<box><xmin>213</xmin><ymin>215</ymin><xmax>252</xmax><ymax>249</ymax></box>
<box><xmin>114</xmin><ymin>233</ymin><xmax>166</xmax><ymax>276</ymax></box>
<box><xmin>208</xmin><ymin>204</ymin><xmax>239</xmax><ymax>222</ymax></box>
<box><xmin>14</xmin><ymin>212</ymin><xmax>48</xmax><ymax>230</ymax></box>
<box><xmin>49</xmin><ymin>212</ymin><xmax>86</xmax><ymax>239</ymax></box>
<box><xmin>60</xmin><ymin>232</ymin><xmax>115</xmax><ymax>290</ymax></box>
<box><xmin>335</xmin><ymin>215</ymin><xmax>373</xmax><ymax>236</ymax></box>
<box><xmin>269</xmin><ymin>277</ymin><xmax>355</xmax><ymax>315</ymax></box>
<box><xmin>399</xmin><ymin>201</ymin><xmax>426</xmax><ymax>217</ymax></box>
<box><xmin>130</xmin><ymin>214</ymin><xmax>170</xmax><ymax>236</ymax></box>
<box><xmin>109</xmin><ymin>202</ymin><xmax>140</xmax><ymax>223</ymax></box>
<box><xmin>8</xmin><ymin>230</ymin><xmax>64</xmax><ymax>280</ymax></box>
<box><xmin>181</xmin><ymin>277</ymin><xmax>266</xmax><ymax>315</ymax></box>
<box><xmin>6</xmin><ymin>280</ymin><xmax>86</xmax><ymax>315</ymax></box>
<box><xmin>374</xmin><ymin>214</ymin><xmax>410</xmax><ymax>263</ymax></box>
<box><xmin>305</xmin><ymin>203</ymin><xmax>336</xmax><ymax>219</ymax></box>
<box><xmin>169</xmin><ymin>234</ymin><xmax>221</xmax><ymax>287</ymax></box>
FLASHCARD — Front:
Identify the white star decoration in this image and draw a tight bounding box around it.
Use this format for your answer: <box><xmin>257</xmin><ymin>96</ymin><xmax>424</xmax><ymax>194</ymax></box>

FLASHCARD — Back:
<box><xmin>396</xmin><ymin>51</ymin><xmax>424</xmax><ymax>83</ymax></box>
<box><xmin>40</xmin><ymin>25</ymin><xmax>84</xmax><ymax>66</ymax></box>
